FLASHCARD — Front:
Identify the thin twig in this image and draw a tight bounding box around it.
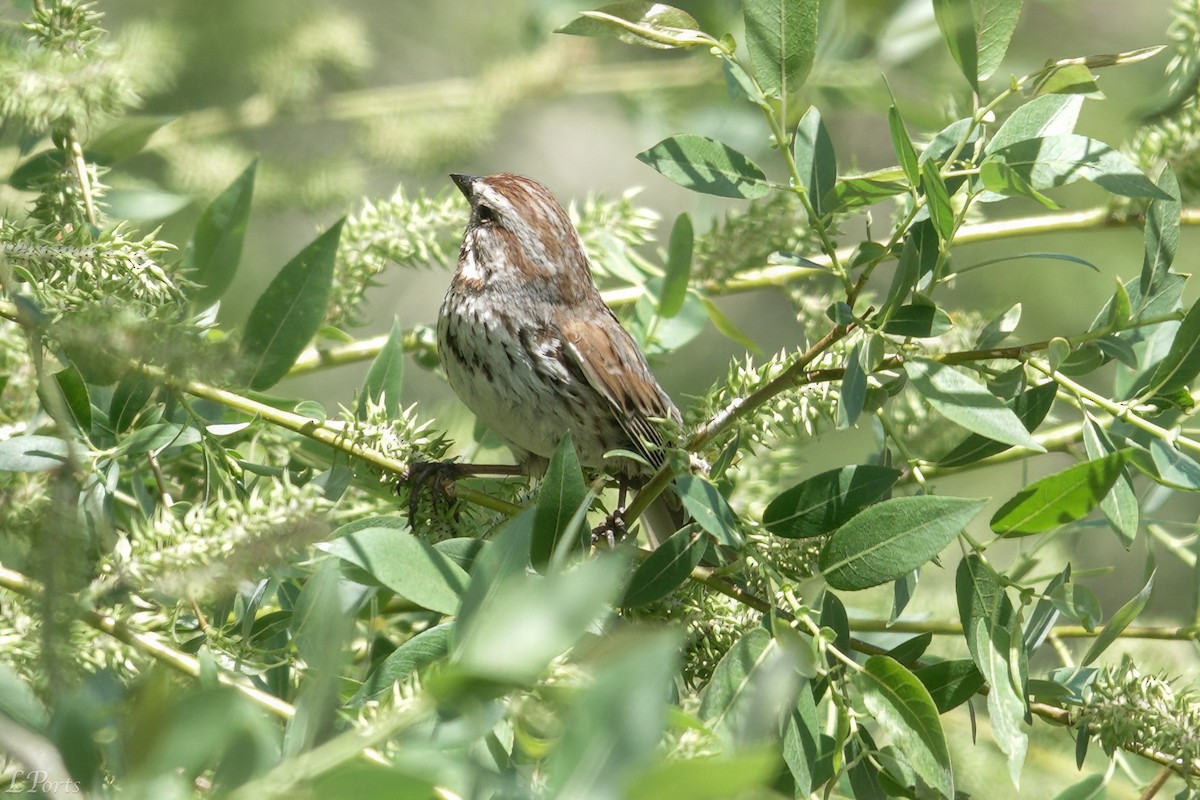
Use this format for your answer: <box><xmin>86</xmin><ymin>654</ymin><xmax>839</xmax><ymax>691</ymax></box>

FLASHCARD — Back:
<box><xmin>66</xmin><ymin>134</ymin><xmax>97</xmax><ymax>228</ymax></box>
<box><xmin>623</xmin><ymin>319</ymin><xmax>857</xmax><ymax>525</ymax></box>
<box><xmin>146</xmin><ymin>449</ymin><xmax>174</xmax><ymax>509</ymax></box>
<box><xmin>1139</xmin><ymin>766</ymin><xmax>1175</xmax><ymax>799</ymax></box>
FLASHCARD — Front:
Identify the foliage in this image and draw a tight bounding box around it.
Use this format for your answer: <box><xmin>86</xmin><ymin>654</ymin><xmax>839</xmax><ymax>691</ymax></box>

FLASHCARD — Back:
<box><xmin>2</xmin><ymin>1</ymin><xmax>1200</xmax><ymax>799</ymax></box>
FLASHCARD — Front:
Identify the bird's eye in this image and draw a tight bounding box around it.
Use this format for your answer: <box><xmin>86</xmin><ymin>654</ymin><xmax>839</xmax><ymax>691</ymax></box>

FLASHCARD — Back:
<box><xmin>476</xmin><ymin>205</ymin><xmax>497</xmax><ymax>224</ymax></box>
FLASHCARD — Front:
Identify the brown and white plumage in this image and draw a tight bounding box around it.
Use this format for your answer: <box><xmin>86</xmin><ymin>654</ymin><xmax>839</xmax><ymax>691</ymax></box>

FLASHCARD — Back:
<box><xmin>437</xmin><ymin>172</ymin><xmax>681</xmax><ymax>478</ymax></box>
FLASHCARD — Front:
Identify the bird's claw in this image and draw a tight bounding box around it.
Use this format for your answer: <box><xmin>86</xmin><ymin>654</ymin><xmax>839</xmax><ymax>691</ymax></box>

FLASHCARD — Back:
<box><xmin>399</xmin><ymin>460</ymin><xmax>463</xmax><ymax>527</ymax></box>
<box><xmin>590</xmin><ymin>507</ymin><xmax>628</xmax><ymax>548</ymax></box>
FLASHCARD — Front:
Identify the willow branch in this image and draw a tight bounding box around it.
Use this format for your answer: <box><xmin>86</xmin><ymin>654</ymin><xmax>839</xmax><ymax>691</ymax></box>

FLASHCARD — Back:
<box><xmin>0</xmin><ymin>562</ymin><xmax>295</xmax><ymax>721</ymax></box>
<box><xmin>152</xmin><ymin>51</ymin><xmax>710</xmax><ymax>147</ymax></box>
<box><xmin>287</xmin><ymin>207</ymin><xmax>1200</xmax><ymax>379</ymax></box>
<box><xmin>623</xmin><ymin>319</ymin><xmax>856</xmax><ymax>525</ymax></box>
<box><xmin>149</xmin><ymin>367</ymin><xmax>520</xmax><ymax>515</ymax></box>
<box><xmin>849</xmin><ymin>617</ymin><xmax>1198</xmax><ymax>641</ymax></box>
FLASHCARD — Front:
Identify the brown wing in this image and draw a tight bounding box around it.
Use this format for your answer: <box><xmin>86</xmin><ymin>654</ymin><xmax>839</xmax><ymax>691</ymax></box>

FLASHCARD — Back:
<box><xmin>558</xmin><ymin>309</ymin><xmax>681</xmax><ymax>467</ymax></box>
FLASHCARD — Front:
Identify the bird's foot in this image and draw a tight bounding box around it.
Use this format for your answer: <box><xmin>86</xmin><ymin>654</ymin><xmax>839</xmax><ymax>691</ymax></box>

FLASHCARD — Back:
<box><xmin>399</xmin><ymin>460</ymin><xmax>465</xmax><ymax>527</ymax></box>
<box><xmin>590</xmin><ymin>506</ymin><xmax>628</xmax><ymax>548</ymax></box>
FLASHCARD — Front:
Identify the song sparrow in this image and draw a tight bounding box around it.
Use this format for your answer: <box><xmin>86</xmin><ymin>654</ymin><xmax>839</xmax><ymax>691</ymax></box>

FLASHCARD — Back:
<box><xmin>437</xmin><ymin>172</ymin><xmax>682</xmax><ymax>515</ymax></box>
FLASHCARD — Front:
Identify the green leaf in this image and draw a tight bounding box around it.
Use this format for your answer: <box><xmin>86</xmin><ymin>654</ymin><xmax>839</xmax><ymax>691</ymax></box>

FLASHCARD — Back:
<box><xmin>1050</xmin><ymin>582</ymin><xmax>1103</xmax><ymax>631</ymax></box>
<box><xmin>763</xmin><ymin>464</ymin><xmax>901</xmax><ymax>539</ymax></box>
<box><xmin>906</xmin><ymin>358</ymin><xmax>1045</xmax><ymax>451</ymax></box>
<box><xmin>9</xmin><ymin>149</ymin><xmax>65</xmax><ymax>190</ymax></box>
<box><xmin>956</xmin><ymin>556</ymin><xmax>1018</xmax><ymax>661</ymax></box>
<box><xmin>845</xmin><ymin>732</ymin><xmax>887</xmax><ymax>799</ymax></box>
<box><xmin>882</xmin><ymin>304</ymin><xmax>954</xmax><ymax>338</ymax></box>
<box><xmin>114</xmin><ymin>422</ymin><xmax>201</xmax><ymax>458</ymax></box>
<box><xmin>882</xmin><ymin>220</ymin><xmax>937</xmax><ymax>317</ymax></box>
<box><xmin>974</xmin><ymin>0</ymin><xmax>1024</xmax><ymax>81</ymax></box>
<box><xmin>110</xmin><ymin>374</ymin><xmax>154</xmax><ymax>433</ymax></box>
<box><xmin>857</xmin><ymin>656</ymin><xmax>954</xmax><ymax>799</ymax></box>
<box><xmin>623</xmin><ymin>526</ymin><xmax>706</xmax><ymax>607</ymax></box>
<box><xmin>913</xmin><ymin>659</ymin><xmax>985</xmax><ymax>713</ymax></box>
<box><xmin>285</xmin><ymin>564</ymin><xmax>352</xmax><ymax>757</ymax></box>
<box><xmin>1022</xmin><ymin>565</ymin><xmax>1071</xmax><ymax>651</ymax></box>
<box><xmin>932</xmin><ymin>0</ymin><xmax>978</xmax><ymax>90</ymax></box>
<box><xmin>721</xmin><ymin>55</ymin><xmax>760</xmax><ymax>103</ymax></box>
<box><xmin>983</xmin><ymin>134</ymin><xmax>1173</xmax><ymax>200</ymax></box>
<box><xmin>743</xmin><ymin>0</ymin><xmax>818</xmax><ymax>97</ymax></box>
<box><xmin>301</xmin><ymin>764</ymin><xmax>435</xmax><ymax>799</ymax></box>
<box><xmin>675</xmin><ymin>474</ymin><xmax>743</xmax><ymax>547</ymax></box>
<box><xmin>131</xmin><ymin>686</ymin><xmax>280</xmax><ymax>789</ymax></box>
<box><xmin>293</xmin><ymin>399</ymin><xmax>327</xmax><ymax>422</ymax></box>
<box><xmin>556</xmin><ymin>1</ymin><xmax>707</xmax><ymax>49</ymax></box>
<box><xmin>452</xmin><ymin>553</ymin><xmax>629</xmax><ymax>685</ymax></box>
<box><xmin>548</xmin><ymin>629</ymin><xmax>683</xmax><ymax>798</ymax></box>
<box><xmin>48</xmin><ymin>365</ymin><xmax>91</xmax><ymax>434</ymax></box>
<box><xmin>825</xmin><ymin>169</ymin><xmax>908</xmax><ymax>213</ymax></box>
<box><xmin>184</xmin><ymin>160</ymin><xmax>256</xmax><ymax>308</ymax></box>
<box><xmin>937</xmin><ymin>381</ymin><xmax>1057</xmax><ymax>467</ymax></box>
<box><xmin>636</xmin><ymin>135</ymin><xmax>771</xmax><ymax>199</ymax></box>
<box><xmin>0</xmin><ymin>435</ymin><xmax>71</xmax><ymax>472</ymax></box>
<box><xmin>820</xmin><ymin>591</ymin><xmax>852</xmax><ymax>667</ymax></box>
<box><xmin>659</xmin><ymin>213</ymin><xmax>693</xmax><ymax>318</ymax></box>
<box><xmin>955</xmin><ymin>251</ymin><xmax>1096</xmax><ymax>277</ymax></box>
<box><xmin>990</xmin><ymin>451</ymin><xmax>1128</xmax><ymax>536</ymax></box>
<box><xmin>357</xmin><ymin>318</ymin><xmax>405</xmax><ymax>419</ymax></box>
<box><xmin>349</xmin><ymin>622</ymin><xmax>452</xmax><ymax>706</ymax></box>
<box><xmin>979</xmin><ymin>160</ymin><xmax>1062</xmax><ymax>208</ymax></box>
<box><xmin>956</xmin><ymin>556</ymin><xmax>1028</xmax><ymax>784</ymax></box>
<box><xmin>239</xmin><ymin>218</ymin><xmax>343</xmax><ymax>390</ymax></box>
<box><xmin>920</xmin><ymin>160</ymin><xmax>955</xmax><ymax>243</ymax></box>
<box><xmin>970</xmin><ymin>620</ymin><xmax>1028</xmax><ymax>783</ymax></box>
<box><xmin>891</xmin><ymin>568</ymin><xmax>919</xmax><ymax>625</ymax></box>
<box><xmin>793</xmin><ymin>106</ymin><xmax>837</xmax><ymax>217</ymax></box>
<box><xmin>1143</xmin><ymin>296</ymin><xmax>1200</xmax><ymax>401</ymax></box>
<box><xmin>922</xmin><ymin>118</ymin><xmax>975</xmax><ymax>166</ymax></box>
<box><xmin>1148</xmin><ymin>438</ymin><xmax>1200</xmax><ymax>491</ymax></box>
<box><xmin>104</xmin><ymin>188</ymin><xmax>191</xmax><ymax>222</ymax></box>
<box><xmin>531</xmin><ymin>434</ymin><xmax>589</xmax><ymax>571</ymax></box>
<box><xmin>627</xmin><ymin>749</ymin><xmax>779</xmax><ymax>800</ymax></box>
<box><xmin>1082</xmin><ymin>421</ymin><xmax>1139</xmax><ymax>546</ymax></box>
<box><xmin>88</xmin><ymin>115</ymin><xmax>174</xmax><ymax>163</ymax></box>
<box><xmin>289</xmin><ymin>560</ymin><xmax>350</xmax><ymax>674</ymax></box>
<box><xmin>1141</xmin><ymin>166</ymin><xmax>1180</xmax><ymax>298</ymax></box>
<box><xmin>320</xmin><ymin>526</ymin><xmax>468</xmax><ymax>615</ymax></box>
<box><xmin>887</xmin><ymin>633</ymin><xmax>932</xmax><ymax>666</ymax></box>
<box><xmin>698</xmin><ymin>628</ymin><xmax>803</xmax><ymax>744</ymax></box>
<box><xmin>987</xmin><ymin>95</ymin><xmax>1082</xmax><ymax>153</ymax></box>
<box><xmin>889</xmin><ymin>105</ymin><xmax>920</xmax><ymax>186</ymax></box>
<box><xmin>1050</xmin><ymin>774</ymin><xmax>1105</xmax><ymax>800</ymax></box>
<box><xmin>433</xmin><ymin>537</ymin><xmax>488</xmax><ymax>572</ymax></box>
<box><xmin>837</xmin><ymin>338</ymin><xmax>868</xmax><ymax>428</ymax></box>
<box><xmin>818</xmin><ymin>496</ymin><xmax>986</xmax><ymax>591</ymax></box>
<box><xmin>1081</xmin><ymin>567</ymin><xmax>1154</xmax><ymax>666</ymax></box>
<box><xmin>0</xmin><ymin>663</ymin><xmax>48</xmax><ymax>732</ymax></box>
<box><xmin>781</xmin><ymin>687</ymin><xmax>821</xmax><ymax>795</ymax></box>
<box><xmin>636</xmin><ymin>291</ymin><xmax>708</xmax><ymax>355</ymax></box>
<box><xmin>699</xmin><ymin>295</ymin><xmax>761</xmax><ymax>353</ymax></box>
<box><xmin>1034</xmin><ymin>64</ymin><xmax>1103</xmax><ymax>98</ymax></box>
<box><xmin>455</xmin><ymin>509</ymin><xmax>534</xmax><ymax>629</ymax></box>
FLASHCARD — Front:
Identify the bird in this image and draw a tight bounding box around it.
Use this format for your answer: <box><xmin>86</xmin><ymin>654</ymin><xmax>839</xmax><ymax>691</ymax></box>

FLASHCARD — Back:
<box><xmin>434</xmin><ymin>172</ymin><xmax>685</xmax><ymax>540</ymax></box>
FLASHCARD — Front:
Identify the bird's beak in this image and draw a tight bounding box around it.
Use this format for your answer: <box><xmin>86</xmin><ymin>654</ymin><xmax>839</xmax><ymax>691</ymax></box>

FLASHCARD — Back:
<box><xmin>449</xmin><ymin>173</ymin><xmax>478</xmax><ymax>199</ymax></box>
